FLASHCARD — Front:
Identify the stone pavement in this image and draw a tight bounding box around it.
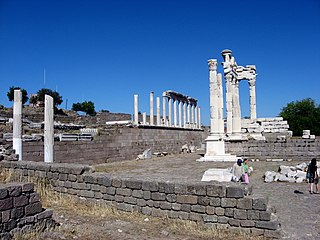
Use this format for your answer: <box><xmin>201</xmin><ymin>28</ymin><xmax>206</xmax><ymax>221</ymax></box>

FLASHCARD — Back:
<box><xmin>95</xmin><ymin>151</ymin><xmax>320</xmax><ymax>239</ymax></box>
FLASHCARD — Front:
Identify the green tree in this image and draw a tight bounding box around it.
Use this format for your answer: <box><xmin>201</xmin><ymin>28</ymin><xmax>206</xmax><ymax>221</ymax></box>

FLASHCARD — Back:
<box><xmin>279</xmin><ymin>98</ymin><xmax>320</xmax><ymax>136</ymax></box>
<box><xmin>7</xmin><ymin>86</ymin><xmax>29</xmax><ymax>105</ymax></box>
<box><xmin>30</xmin><ymin>88</ymin><xmax>63</xmax><ymax>106</ymax></box>
<box><xmin>72</xmin><ymin>101</ymin><xmax>96</xmax><ymax>116</ymax></box>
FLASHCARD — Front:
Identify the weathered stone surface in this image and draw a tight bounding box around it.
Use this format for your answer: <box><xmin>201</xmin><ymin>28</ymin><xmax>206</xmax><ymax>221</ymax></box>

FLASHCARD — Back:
<box><xmin>0</xmin><ymin>198</ymin><xmax>13</xmax><ymax>211</ymax></box>
<box><xmin>226</xmin><ymin>186</ymin><xmax>244</xmax><ymax>198</ymax></box>
<box><xmin>207</xmin><ymin>184</ymin><xmax>226</xmax><ymax>197</ymax></box>
<box><xmin>191</xmin><ymin>205</ymin><xmax>206</xmax><ymax>213</ymax></box>
<box><xmin>209</xmin><ymin>197</ymin><xmax>221</xmax><ymax>207</ymax></box>
<box><xmin>253</xmin><ymin>198</ymin><xmax>268</xmax><ymax>211</ymax></box>
<box><xmin>25</xmin><ymin>202</ymin><xmax>42</xmax><ymax>216</ymax></box>
<box><xmin>13</xmin><ymin>195</ymin><xmax>28</xmax><ymax>207</ymax></box>
<box><xmin>256</xmin><ymin>220</ymin><xmax>280</xmax><ymax>230</ymax></box>
<box><xmin>203</xmin><ymin>215</ymin><xmax>217</xmax><ymax>223</ymax></box>
<box><xmin>151</xmin><ymin>192</ymin><xmax>166</xmax><ymax>201</ymax></box>
<box><xmin>234</xmin><ymin>209</ymin><xmax>247</xmax><ymax>220</ymax></box>
<box><xmin>215</xmin><ymin>207</ymin><xmax>225</xmax><ymax>216</ymax></box>
<box><xmin>237</xmin><ymin>198</ymin><xmax>253</xmax><ymax>210</ymax></box>
<box><xmin>142</xmin><ymin>181</ymin><xmax>158</xmax><ymax>192</ymax></box>
<box><xmin>116</xmin><ymin>188</ymin><xmax>132</xmax><ymax>196</ymax></box>
<box><xmin>176</xmin><ymin>195</ymin><xmax>198</xmax><ymax>204</ymax></box>
<box><xmin>125</xmin><ymin>179</ymin><xmax>142</xmax><ymax>190</ymax></box>
<box><xmin>221</xmin><ymin>198</ymin><xmax>237</xmax><ymax>207</ymax></box>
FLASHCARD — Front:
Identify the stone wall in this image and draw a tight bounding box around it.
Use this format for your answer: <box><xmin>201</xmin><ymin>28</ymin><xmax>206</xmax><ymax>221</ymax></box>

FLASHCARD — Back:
<box><xmin>22</xmin><ymin>126</ymin><xmax>204</xmax><ymax>164</ymax></box>
<box><xmin>226</xmin><ymin>138</ymin><xmax>320</xmax><ymax>161</ymax></box>
<box><xmin>0</xmin><ymin>182</ymin><xmax>56</xmax><ymax>239</ymax></box>
<box><xmin>0</xmin><ymin>160</ymin><xmax>281</xmax><ymax>238</ymax></box>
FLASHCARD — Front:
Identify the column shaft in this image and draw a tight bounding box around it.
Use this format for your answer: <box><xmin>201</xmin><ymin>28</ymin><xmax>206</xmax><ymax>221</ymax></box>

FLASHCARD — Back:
<box><xmin>13</xmin><ymin>90</ymin><xmax>22</xmax><ymax>161</ymax></box>
<box><xmin>134</xmin><ymin>94</ymin><xmax>139</xmax><ymax>125</ymax></box>
<box><xmin>44</xmin><ymin>95</ymin><xmax>54</xmax><ymax>163</ymax></box>
<box><xmin>150</xmin><ymin>92</ymin><xmax>154</xmax><ymax>125</ymax></box>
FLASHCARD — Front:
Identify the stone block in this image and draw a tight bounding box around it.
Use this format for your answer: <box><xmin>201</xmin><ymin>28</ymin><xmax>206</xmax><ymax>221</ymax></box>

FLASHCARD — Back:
<box><xmin>2</xmin><ymin>209</ymin><xmax>11</xmax><ymax>222</ymax></box>
<box><xmin>217</xmin><ymin>216</ymin><xmax>229</xmax><ymax>224</ymax></box>
<box><xmin>67</xmin><ymin>188</ymin><xmax>79</xmax><ymax>195</ymax></box>
<box><xmin>21</xmin><ymin>183</ymin><xmax>34</xmax><ymax>193</ymax></box>
<box><xmin>151</xmin><ymin>208</ymin><xmax>167</xmax><ymax>217</ymax></box>
<box><xmin>174</xmin><ymin>183</ymin><xmax>187</xmax><ymax>194</ymax></box>
<box><xmin>191</xmin><ymin>205</ymin><xmax>206</xmax><ymax>213</ymax></box>
<box><xmin>142</xmin><ymin>181</ymin><xmax>158</xmax><ymax>192</ymax></box>
<box><xmin>224</xmin><ymin>208</ymin><xmax>234</xmax><ymax>217</ymax></box>
<box><xmin>59</xmin><ymin>173</ymin><xmax>68</xmax><ymax>181</ymax></box>
<box><xmin>203</xmin><ymin>215</ymin><xmax>218</xmax><ymax>223</ymax></box>
<box><xmin>165</xmin><ymin>194</ymin><xmax>176</xmax><ymax>203</ymax></box>
<box><xmin>146</xmin><ymin>200</ymin><xmax>154</xmax><ymax>207</ymax></box>
<box><xmin>116</xmin><ymin>188</ymin><xmax>132</xmax><ymax>196</ymax></box>
<box><xmin>180</xmin><ymin>204</ymin><xmax>191</xmax><ymax>212</ymax></box>
<box><xmin>137</xmin><ymin>199</ymin><xmax>147</xmax><ymax>207</ymax></box>
<box><xmin>125</xmin><ymin>179</ymin><xmax>142</xmax><ymax>190</ymax></box>
<box><xmin>226</xmin><ymin>186</ymin><xmax>244</xmax><ymax>198</ymax></box>
<box><xmin>102</xmin><ymin>194</ymin><xmax>114</xmax><ymax>201</ymax></box>
<box><xmin>71</xmin><ymin>182</ymin><xmax>87</xmax><ymax>190</ymax></box>
<box><xmin>189</xmin><ymin>212</ymin><xmax>203</xmax><ymax>222</ymax></box>
<box><xmin>247</xmin><ymin>209</ymin><xmax>260</xmax><ymax>220</ymax></box>
<box><xmin>197</xmin><ymin>196</ymin><xmax>210</xmax><ymax>206</ymax></box>
<box><xmin>13</xmin><ymin>195</ymin><xmax>28</xmax><ymax>207</ymax></box>
<box><xmin>237</xmin><ymin>198</ymin><xmax>253</xmax><ymax>210</ymax></box>
<box><xmin>106</xmin><ymin>187</ymin><xmax>116</xmax><ymax>195</ymax></box>
<box><xmin>78</xmin><ymin>190</ymin><xmax>94</xmax><ymax>198</ymax></box>
<box><xmin>171</xmin><ymin>203</ymin><xmax>181</xmax><ymax>211</ymax></box>
<box><xmin>114</xmin><ymin>195</ymin><xmax>124</xmax><ymax>203</ymax></box>
<box><xmin>83</xmin><ymin>174</ymin><xmax>97</xmax><ymax>184</ymax></box>
<box><xmin>215</xmin><ymin>207</ymin><xmax>225</xmax><ymax>216</ymax></box>
<box><xmin>132</xmin><ymin>190</ymin><xmax>143</xmax><ymax>198</ymax></box>
<box><xmin>186</xmin><ymin>184</ymin><xmax>206</xmax><ymax>196</ymax></box>
<box><xmin>141</xmin><ymin>206</ymin><xmax>152</xmax><ymax>215</ymax></box>
<box><xmin>209</xmin><ymin>197</ymin><xmax>221</xmax><ymax>207</ymax></box>
<box><xmin>0</xmin><ymin>197</ymin><xmax>13</xmax><ymax>211</ymax></box>
<box><xmin>250</xmin><ymin>228</ymin><xmax>264</xmax><ymax>236</ymax></box>
<box><xmin>4</xmin><ymin>219</ymin><xmax>17</xmax><ymax>231</ymax></box>
<box><xmin>0</xmin><ymin>188</ymin><xmax>8</xmax><ymax>199</ymax></box>
<box><xmin>124</xmin><ymin>196</ymin><xmax>137</xmax><ymax>205</ymax></box>
<box><xmin>68</xmin><ymin>174</ymin><xmax>77</xmax><ymax>182</ymax></box>
<box><xmin>6</xmin><ymin>184</ymin><xmax>22</xmax><ymax>197</ymax></box>
<box><xmin>11</xmin><ymin>207</ymin><xmax>24</xmax><ymax>219</ymax></box>
<box><xmin>94</xmin><ymin>192</ymin><xmax>103</xmax><ymax>199</ymax></box>
<box><xmin>25</xmin><ymin>202</ymin><xmax>42</xmax><ymax>216</ymax></box>
<box><xmin>160</xmin><ymin>202</ymin><xmax>171</xmax><ymax>210</ymax></box>
<box><xmin>116</xmin><ymin>203</ymin><xmax>134</xmax><ymax>212</ymax></box>
<box><xmin>221</xmin><ymin>198</ymin><xmax>237</xmax><ymax>208</ymax></box>
<box><xmin>36</xmin><ymin>209</ymin><xmax>53</xmax><ymax>220</ymax></box>
<box><xmin>252</xmin><ymin>198</ymin><xmax>268</xmax><ymax>210</ymax></box>
<box><xmin>96</xmin><ymin>174</ymin><xmax>112</xmax><ymax>187</ymax></box>
<box><xmin>234</xmin><ymin>209</ymin><xmax>247</xmax><ymax>220</ymax></box>
<box><xmin>206</xmin><ymin>206</ymin><xmax>215</xmax><ymax>215</ymax></box>
<box><xmin>241</xmin><ymin>220</ymin><xmax>255</xmax><ymax>227</ymax></box>
<box><xmin>112</xmin><ymin>178</ymin><xmax>122</xmax><ymax>188</ymax></box>
<box><xmin>151</xmin><ymin>192</ymin><xmax>166</xmax><ymax>201</ymax></box>
<box><xmin>91</xmin><ymin>184</ymin><xmax>102</xmax><ymax>192</ymax></box>
<box><xmin>228</xmin><ymin>218</ymin><xmax>240</xmax><ymax>226</ymax></box>
<box><xmin>176</xmin><ymin>195</ymin><xmax>198</xmax><ymax>204</ymax></box>
<box><xmin>256</xmin><ymin>220</ymin><xmax>280</xmax><ymax>230</ymax></box>
<box><xmin>260</xmin><ymin>211</ymin><xmax>272</xmax><ymax>221</ymax></box>
<box><xmin>177</xmin><ymin>212</ymin><xmax>189</xmax><ymax>220</ymax></box>
<box><xmin>207</xmin><ymin>184</ymin><xmax>226</xmax><ymax>197</ymax></box>
<box><xmin>143</xmin><ymin>191</ymin><xmax>151</xmax><ymax>200</ymax></box>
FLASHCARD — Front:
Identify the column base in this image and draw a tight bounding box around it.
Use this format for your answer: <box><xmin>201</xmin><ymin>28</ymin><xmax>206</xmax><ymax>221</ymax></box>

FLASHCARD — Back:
<box><xmin>197</xmin><ymin>135</ymin><xmax>237</xmax><ymax>162</ymax></box>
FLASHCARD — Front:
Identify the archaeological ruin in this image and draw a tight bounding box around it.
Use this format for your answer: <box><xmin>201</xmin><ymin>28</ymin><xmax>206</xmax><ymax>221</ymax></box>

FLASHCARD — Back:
<box><xmin>1</xmin><ymin>49</ymin><xmax>319</xmax><ymax>238</ymax></box>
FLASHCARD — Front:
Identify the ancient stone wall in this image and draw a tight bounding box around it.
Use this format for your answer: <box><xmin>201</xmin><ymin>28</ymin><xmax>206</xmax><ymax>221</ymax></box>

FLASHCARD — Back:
<box><xmin>226</xmin><ymin>138</ymin><xmax>320</xmax><ymax>161</ymax></box>
<box><xmin>0</xmin><ymin>182</ymin><xmax>56</xmax><ymax>239</ymax></box>
<box><xmin>0</xmin><ymin>161</ymin><xmax>281</xmax><ymax>238</ymax></box>
<box><xmin>22</xmin><ymin>126</ymin><xmax>205</xmax><ymax>164</ymax></box>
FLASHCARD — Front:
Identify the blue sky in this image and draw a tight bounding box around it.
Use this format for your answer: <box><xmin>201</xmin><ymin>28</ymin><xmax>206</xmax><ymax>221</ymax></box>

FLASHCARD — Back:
<box><xmin>0</xmin><ymin>0</ymin><xmax>319</xmax><ymax>125</ymax></box>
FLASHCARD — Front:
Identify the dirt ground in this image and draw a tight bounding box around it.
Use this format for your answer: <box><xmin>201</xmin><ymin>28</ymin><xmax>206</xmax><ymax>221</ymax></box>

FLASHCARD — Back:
<box><xmin>14</xmin><ymin>151</ymin><xmax>320</xmax><ymax>240</ymax></box>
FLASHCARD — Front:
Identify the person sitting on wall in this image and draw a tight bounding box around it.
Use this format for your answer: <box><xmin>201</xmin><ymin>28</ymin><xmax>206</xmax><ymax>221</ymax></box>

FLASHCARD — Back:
<box><xmin>232</xmin><ymin>159</ymin><xmax>244</xmax><ymax>182</ymax></box>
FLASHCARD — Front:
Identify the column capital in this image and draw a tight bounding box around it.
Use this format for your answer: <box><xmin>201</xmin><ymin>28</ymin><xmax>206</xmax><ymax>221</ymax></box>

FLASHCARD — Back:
<box><xmin>208</xmin><ymin>59</ymin><xmax>218</xmax><ymax>71</ymax></box>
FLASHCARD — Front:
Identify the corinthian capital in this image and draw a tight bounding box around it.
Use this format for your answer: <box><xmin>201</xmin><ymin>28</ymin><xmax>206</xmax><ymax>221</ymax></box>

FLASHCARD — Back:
<box><xmin>208</xmin><ymin>59</ymin><xmax>218</xmax><ymax>71</ymax></box>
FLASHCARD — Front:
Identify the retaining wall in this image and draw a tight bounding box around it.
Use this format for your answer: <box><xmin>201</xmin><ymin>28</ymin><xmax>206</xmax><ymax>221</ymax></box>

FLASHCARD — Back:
<box><xmin>22</xmin><ymin>126</ymin><xmax>205</xmax><ymax>164</ymax></box>
<box><xmin>0</xmin><ymin>160</ymin><xmax>281</xmax><ymax>238</ymax></box>
<box><xmin>226</xmin><ymin>138</ymin><xmax>320</xmax><ymax>161</ymax></box>
<box><xmin>0</xmin><ymin>182</ymin><xmax>56</xmax><ymax>239</ymax></box>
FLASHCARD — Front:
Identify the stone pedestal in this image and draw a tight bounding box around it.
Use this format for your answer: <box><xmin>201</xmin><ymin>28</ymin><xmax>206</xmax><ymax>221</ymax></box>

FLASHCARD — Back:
<box><xmin>198</xmin><ymin>135</ymin><xmax>236</xmax><ymax>162</ymax></box>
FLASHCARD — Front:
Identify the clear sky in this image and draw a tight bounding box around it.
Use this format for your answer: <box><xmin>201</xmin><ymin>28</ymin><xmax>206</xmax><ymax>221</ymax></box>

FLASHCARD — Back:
<box><xmin>0</xmin><ymin>0</ymin><xmax>319</xmax><ymax>125</ymax></box>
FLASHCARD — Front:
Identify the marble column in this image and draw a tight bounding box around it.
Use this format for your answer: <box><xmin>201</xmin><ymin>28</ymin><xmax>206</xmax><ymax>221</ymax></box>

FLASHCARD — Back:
<box><xmin>156</xmin><ymin>97</ymin><xmax>161</xmax><ymax>126</ymax></box>
<box><xmin>208</xmin><ymin>59</ymin><xmax>219</xmax><ymax>135</ymax></box>
<box><xmin>183</xmin><ymin>102</ymin><xmax>187</xmax><ymax>128</ymax></box>
<box><xmin>232</xmin><ymin>79</ymin><xmax>242</xmax><ymax>135</ymax></box>
<box><xmin>187</xmin><ymin>104</ymin><xmax>191</xmax><ymax>127</ymax></box>
<box><xmin>13</xmin><ymin>89</ymin><xmax>22</xmax><ymax>161</ymax></box>
<box><xmin>168</xmin><ymin>98</ymin><xmax>172</xmax><ymax>127</ymax></box>
<box><xmin>197</xmin><ymin>107</ymin><xmax>201</xmax><ymax>129</ymax></box>
<box><xmin>143</xmin><ymin>112</ymin><xmax>147</xmax><ymax>124</ymax></box>
<box><xmin>44</xmin><ymin>95</ymin><xmax>54</xmax><ymax>163</ymax></box>
<box><xmin>162</xmin><ymin>94</ymin><xmax>167</xmax><ymax>126</ymax></box>
<box><xmin>225</xmin><ymin>74</ymin><xmax>233</xmax><ymax>135</ymax></box>
<box><xmin>134</xmin><ymin>94</ymin><xmax>139</xmax><ymax>125</ymax></box>
<box><xmin>249</xmin><ymin>78</ymin><xmax>257</xmax><ymax>119</ymax></box>
<box><xmin>149</xmin><ymin>92</ymin><xmax>154</xmax><ymax>125</ymax></box>
<box><xmin>217</xmin><ymin>73</ymin><xmax>224</xmax><ymax>134</ymax></box>
<box><xmin>178</xmin><ymin>101</ymin><xmax>182</xmax><ymax>127</ymax></box>
<box><xmin>173</xmin><ymin>99</ymin><xmax>177</xmax><ymax>127</ymax></box>
<box><xmin>191</xmin><ymin>104</ymin><xmax>195</xmax><ymax>128</ymax></box>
